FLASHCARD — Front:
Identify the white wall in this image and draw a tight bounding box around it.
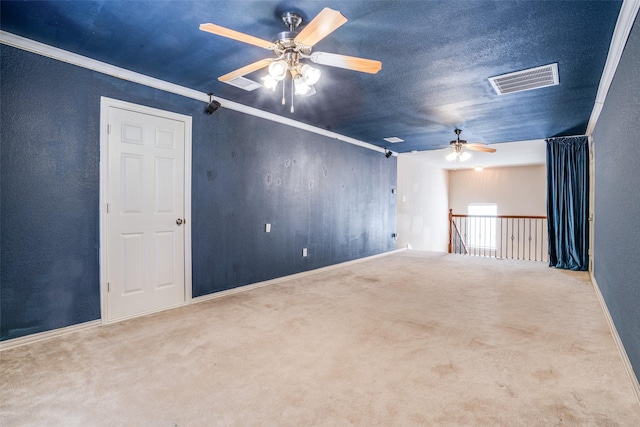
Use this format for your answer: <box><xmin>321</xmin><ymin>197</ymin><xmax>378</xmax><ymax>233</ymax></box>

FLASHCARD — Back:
<box><xmin>449</xmin><ymin>164</ymin><xmax>546</xmax><ymax>216</ymax></box>
<box><xmin>396</xmin><ymin>155</ymin><xmax>449</xmax><ymax>252</ymax></box>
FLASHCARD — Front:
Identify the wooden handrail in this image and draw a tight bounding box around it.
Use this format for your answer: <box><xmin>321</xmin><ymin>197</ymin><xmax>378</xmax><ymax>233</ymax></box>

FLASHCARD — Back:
<box><xmin>451</xmin><ymin>213</ymin><xmax>547</xmax><ymax>219</ymax></box>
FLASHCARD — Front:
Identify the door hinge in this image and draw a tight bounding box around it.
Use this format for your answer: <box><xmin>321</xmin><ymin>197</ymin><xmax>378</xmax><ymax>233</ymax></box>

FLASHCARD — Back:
<box><xmin>106</xmin><ymin>203</ymin><xmax>111</xmax><ymax>213</ymax></box>
<box><xmin>107</xmin><ymin>282</ymin><xmax>110</xmax><ymax>292</ymax></box>
<box><xmin>107</xmin><ymin>124</ymin><xmax>112</xmax><ymax>135</ymax></box>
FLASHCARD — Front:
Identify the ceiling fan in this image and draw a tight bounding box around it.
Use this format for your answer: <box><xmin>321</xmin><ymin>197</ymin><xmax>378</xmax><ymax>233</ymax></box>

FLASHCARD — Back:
<box><xmin>199</xmin><ymin>7</ymin><xmax>382</xmax><ymax>112</ymax></box>
<box><xmin>446</xmin><ymin>129</ymin><xmax>497</xmax><ymax>161</ymax></box>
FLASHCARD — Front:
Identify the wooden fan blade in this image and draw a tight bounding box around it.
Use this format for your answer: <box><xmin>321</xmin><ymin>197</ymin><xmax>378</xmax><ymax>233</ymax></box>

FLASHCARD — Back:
<box><xmin>310</xmin><ymin>52</ymin><xmax>382</xmax><ymax>74</ymax></box>
<box><xmin>200</xmin><ymin>23</ymin><xmax>275</xmax><ymax>49</ymax></box>
<box><xmin>294</xmin><ymin>8</ymin><xmax>347</xmax><ymax>47</ymax></box>
<box><xmin>466</xmin><ymin>144</ymin><xmax>496</xmax><ymax>153</ymax></box>
<box><xmin>219</xmin><ymin>58</ymin><xmax>271</xmax><ymax>82</ymax></box>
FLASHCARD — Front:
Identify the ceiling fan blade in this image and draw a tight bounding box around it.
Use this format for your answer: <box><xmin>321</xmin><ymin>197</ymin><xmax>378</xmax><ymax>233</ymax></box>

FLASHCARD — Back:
<box><xmin>466</xmin><ymin>144</ymin><xmax>497</xmax><ymax>153</ymax></box>
<box><xmin>200</xmin><ymin>23</ymin><xmax>275</xmax><ymax>49</ymax></box>
<box><xmin>294</xmin><ymin>8</ymin><xmax>347</xmax><ymax>47</ymax></box>
<box><xmin>218</xmin><ymin>58</ymin><xmax>272</xmax><ymax>82</ymax></box>
<box><xmin>310</xmin><ymin>52</ymin><xmax>382</xmax><ymax>74</ymax></box>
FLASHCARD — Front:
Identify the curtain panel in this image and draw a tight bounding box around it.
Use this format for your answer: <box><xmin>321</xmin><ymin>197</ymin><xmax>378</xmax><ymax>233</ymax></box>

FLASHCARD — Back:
<box><xmin>546</xmin><ymin>136</ymin><xmax>589</xmax><ymax>271</ymax></box>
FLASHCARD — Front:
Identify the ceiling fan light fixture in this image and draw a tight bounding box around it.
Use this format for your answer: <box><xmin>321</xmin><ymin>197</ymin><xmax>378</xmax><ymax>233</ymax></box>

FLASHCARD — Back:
<box><xmin>300</xmin><ymin>85</ymin><xmax>317</xmax><ymax>97</ymax></box>
<box><xmin>459</xmin><ymin>151</ymin><xmax>471</xmax><ymax>162</ymax></box>
<box><xmin>268</xmin><ymin>60</ymin><xmax>288</xmax><ymax>81</ymax></box>
<box><xmin>294</xmin><ymin>75</ymin><xmax>311</xmax><ymax>95</ymax></box>
<box><xmin>301</xmin><ymin>64</ymin><xmax>321</xmax><ymax>85</ymax></box>
<box><xmin>446</xmin><ymin>151</ymin><xmax>458</xmax><ymax>161</ymax></box>
<box><xmin>261</xmin><ymin>74</ymin><xmax>279</xmax><ymax>90</ymax></box>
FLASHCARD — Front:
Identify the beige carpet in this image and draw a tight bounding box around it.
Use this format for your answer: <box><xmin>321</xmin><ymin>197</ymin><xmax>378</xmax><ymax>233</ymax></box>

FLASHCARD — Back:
<box><xmin>1</xmin><ymin>251</ymin><xmax>639</xmax><ymax>426</ymax></box>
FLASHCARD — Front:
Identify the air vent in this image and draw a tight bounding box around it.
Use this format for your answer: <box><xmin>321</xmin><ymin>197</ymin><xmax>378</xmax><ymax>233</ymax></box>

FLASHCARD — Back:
<box><xmin>383</xmin><ymin>137</ymin><xmax>404</xmax><ymax>143</ymax></box>
<box><xmin>223</xmin><ymin>77</ymin><xmax>263</xmax><ymax>91</ymax></box>
<box><xmin>489</xmin><ymin>63</ymin><xmax>559</xmax><ymax>95</ymax></box>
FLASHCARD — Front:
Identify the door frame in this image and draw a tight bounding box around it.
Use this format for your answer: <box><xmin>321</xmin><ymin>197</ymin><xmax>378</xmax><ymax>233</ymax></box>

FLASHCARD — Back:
<box><xmin>99</xmin><ymin>96</ymin><xmax>192</xmax><ymax>324</ymax></box>
<box><xmin>588</xmin><ymin>137</ymin><xmax>595</xmax><ymax>273</ymax></box>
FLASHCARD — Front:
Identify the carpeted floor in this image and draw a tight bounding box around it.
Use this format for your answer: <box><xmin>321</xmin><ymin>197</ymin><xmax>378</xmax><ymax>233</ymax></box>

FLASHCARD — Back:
<box><xmin>1</xmin><ymin>251</ymin><xmax>639</xmax><ymax>426</ymax></box>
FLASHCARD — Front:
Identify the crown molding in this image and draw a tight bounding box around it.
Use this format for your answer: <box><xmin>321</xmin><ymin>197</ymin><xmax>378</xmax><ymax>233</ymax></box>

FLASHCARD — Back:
<box><xmin>586</xmin><ymin>0</ymin><xmax>640</xmax><ymax>136</ymax></box>
<box><xmin>0</xmin><ymin>30</ymin><xmax>385</xmax><ymax>154</ymax></box>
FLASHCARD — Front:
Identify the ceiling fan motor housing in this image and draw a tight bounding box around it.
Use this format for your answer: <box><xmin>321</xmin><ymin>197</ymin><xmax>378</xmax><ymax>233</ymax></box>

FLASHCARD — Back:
<box><xmin>272</xmin><ymin>31</ymin><xmax>298</xmax><ymax>47</ymax></box>
<box><xmin>450</xmin><ymin>129</ymin><xmax>467</xmax><ymax>153</ymax></box>
<box><xmin>274</xmin><ymin>12</ymin><xmax>312</xmax><ymax>55</ymax></box>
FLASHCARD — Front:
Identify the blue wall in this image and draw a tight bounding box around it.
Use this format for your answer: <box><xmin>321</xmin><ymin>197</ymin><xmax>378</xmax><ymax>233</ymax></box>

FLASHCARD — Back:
<box><xmin>592</xmin><ymin>14</ymin><xmax>640</xmax><ymax>384</ymax></box>
<box><xmin>192</xmin><ymin>110</ymin><xmax>396</xmax><ymax>296</ymax></box>
<box><xmin>0</xmin><ymin>46</ymin><xmax>397</xmax><ymax>340</ymax></box>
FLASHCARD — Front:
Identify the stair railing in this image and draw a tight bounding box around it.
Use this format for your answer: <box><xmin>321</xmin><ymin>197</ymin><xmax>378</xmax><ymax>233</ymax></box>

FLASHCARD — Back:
<box><xmin>448</xmin><ymin>209</ymin><xmax>549</xmax><ymax>262</ymax></box>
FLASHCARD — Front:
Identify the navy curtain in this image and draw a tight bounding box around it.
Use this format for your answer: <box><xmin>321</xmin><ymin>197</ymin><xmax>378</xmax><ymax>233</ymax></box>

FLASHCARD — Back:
<box><xmin>546</xmin><ymin>136</ymin><xmax>589</xmax><ymax>270</ymax></box>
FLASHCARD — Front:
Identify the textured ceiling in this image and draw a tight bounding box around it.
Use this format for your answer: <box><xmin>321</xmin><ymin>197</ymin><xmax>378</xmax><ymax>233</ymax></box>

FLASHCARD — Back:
<box><xmin>0</xmin><ymin>0</ymin><xmax>623</xmax><ymax>153</ymax></box>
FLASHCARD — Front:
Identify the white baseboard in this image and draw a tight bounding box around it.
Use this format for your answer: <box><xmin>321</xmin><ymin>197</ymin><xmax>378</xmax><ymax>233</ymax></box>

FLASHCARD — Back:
<box><xmin>192</xmin><ymin>248</ymin><xmax>407</xmax><ymax>304</ymax></box>
<box><xmin>0</xmin><ymin>250</ymin><xmax>406</xmax><ymax>351</ymax></box>
<box><xmin>590</xmin><ymin>272</ymin><xmax>640</xmax><ymax>405</ymax></box>
<box><xmin>0</xmin><ymin>320</ymin><xmax>102</xmax><ymax>352</ymax></box>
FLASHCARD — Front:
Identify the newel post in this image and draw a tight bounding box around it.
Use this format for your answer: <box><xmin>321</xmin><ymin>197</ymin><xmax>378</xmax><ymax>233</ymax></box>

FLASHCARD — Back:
<box><xmin>448</xmin><ymin>209</ymin><xmax>453</xmax><ymax>253</ymax></box>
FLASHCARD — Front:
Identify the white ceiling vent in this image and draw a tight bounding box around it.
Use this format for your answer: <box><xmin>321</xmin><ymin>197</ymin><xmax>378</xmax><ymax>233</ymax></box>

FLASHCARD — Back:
<box><xmin>383</xmin><ymin>137</ymin><xmax>404</xmax><ymax>143</ymax></box>
<box><xmin>223</xmin><ymin>77</ymin><xmax>263</xmax><ymax>91</ymax></box>
<box><xmin>489</xmin><ymin>63</ymin><xmax>559</xmax><ymax>95</ymax></box>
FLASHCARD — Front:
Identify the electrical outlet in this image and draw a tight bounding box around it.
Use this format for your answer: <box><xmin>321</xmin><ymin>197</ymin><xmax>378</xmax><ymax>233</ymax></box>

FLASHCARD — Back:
<box><xmin>265</xmin><ymin>223</ymin><xmax>271</xmax><ymax>233</ymax></box>
<box><xmin>302</xmin><ymin>248</ymin><xmax>308</xmax><ymax>257</ymax></box>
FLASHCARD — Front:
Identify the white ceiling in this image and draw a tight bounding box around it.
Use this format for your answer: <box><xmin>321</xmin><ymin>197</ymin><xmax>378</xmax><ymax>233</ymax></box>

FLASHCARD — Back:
<box><xmin>401</xmin><ymin>139</ymin><xmax>547</xmax><ymax>171</ymax></box>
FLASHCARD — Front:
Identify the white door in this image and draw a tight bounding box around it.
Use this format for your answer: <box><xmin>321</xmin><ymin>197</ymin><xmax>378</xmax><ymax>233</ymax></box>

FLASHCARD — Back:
<box><xmin>105</xmin><ymin>104</ymin><xmax>187</xmax><ymax>321</ymax></box>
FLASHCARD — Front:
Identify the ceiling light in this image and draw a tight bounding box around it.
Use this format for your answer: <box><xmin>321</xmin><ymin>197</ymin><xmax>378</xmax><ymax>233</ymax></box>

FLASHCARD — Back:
<box><xmin>299</xmin><ymin>85</ymin><xmax>316</xmax><ymax>97</ymax></box>
<box><xmin>301</xmin><ymin>64</ymin><xmax>321</xmax><ymax>85</ymax></box>
<box><xmin>446</xmin><ymin>151</ymin><xmax>457</xmax><ymax>161</ymax></box>
<box><xmin>261</xmin><ymin>75</ymin><xmax>278</xmax><ymax>90</ymax></box>
<box><xmin>459</xmin><ymin>151</ymin><xmax>471</xmax><ymax>162</ymax></box>
<box><xmin>474</xmin><ymin>166</ymin><xmax>483</xmax><ymax>172</ymax></box>
<box><xmin>268</xmin><ymin>60</ymin><xmax>288</xmax><ymax>81</ymax></box>
<box><xmin>293</xmin><ymin>75</ymin><xmax>311</xmax><ymax>95</ymax></box>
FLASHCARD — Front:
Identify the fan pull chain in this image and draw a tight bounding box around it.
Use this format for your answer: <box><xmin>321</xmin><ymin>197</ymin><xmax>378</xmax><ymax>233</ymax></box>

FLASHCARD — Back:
<box><xmin>281</xmin><ymin>81</ymin><xmax>286</xmax><ymax>106</ymax></box>
<box><xmin>290</xmin><ymin>78</ymin><xmax>295</xmax><ymax>113</ymax></box>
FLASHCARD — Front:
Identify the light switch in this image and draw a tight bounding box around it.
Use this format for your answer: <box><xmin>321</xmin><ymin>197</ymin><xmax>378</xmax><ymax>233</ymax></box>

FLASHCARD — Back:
<box><xmin>265</xmin><ymin>223</ymin><xmax>271</xmax><ymax>233</ymax></box>
<box><xmin>302</xmin><ymin>248</ymin><xmax>308</xmax><ymax>257</ymax></box>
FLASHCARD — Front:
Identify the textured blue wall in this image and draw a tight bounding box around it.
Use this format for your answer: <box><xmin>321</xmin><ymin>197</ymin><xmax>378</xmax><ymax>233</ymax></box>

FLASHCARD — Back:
<box><xmin>0</xmin><ymin>46</ymin><xmax>397</xmax><ymax>340</ymax></box>
<box><xmin>193</xmin><ymin>110</ymin><xmax>397</xmax><ymax>296</ymax></box>
<box><xmin>592</xmin><ymin>15</ymin><xmax>640</xmax><ymax>384</ymax></box>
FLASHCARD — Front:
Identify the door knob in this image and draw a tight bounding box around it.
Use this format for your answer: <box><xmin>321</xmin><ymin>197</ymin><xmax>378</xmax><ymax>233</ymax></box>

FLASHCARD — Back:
<box><xmin>176</xmin><ymin>218</ymin><xmax>184</xmax><ymax>225</ymax></box>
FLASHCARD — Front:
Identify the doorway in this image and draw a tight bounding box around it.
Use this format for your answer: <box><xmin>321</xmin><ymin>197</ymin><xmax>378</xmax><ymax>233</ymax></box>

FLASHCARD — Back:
<box><xmin>100</xmin><ymin>97</ymin><xmax>192</xmax><ymax>322</ymax></box>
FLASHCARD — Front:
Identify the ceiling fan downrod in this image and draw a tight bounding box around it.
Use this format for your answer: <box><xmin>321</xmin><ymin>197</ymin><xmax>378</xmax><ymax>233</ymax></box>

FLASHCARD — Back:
<box><xmin>281</xmin><ymin>12</ymin><xmax>303</xmax><ymax>32</ymax></box>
